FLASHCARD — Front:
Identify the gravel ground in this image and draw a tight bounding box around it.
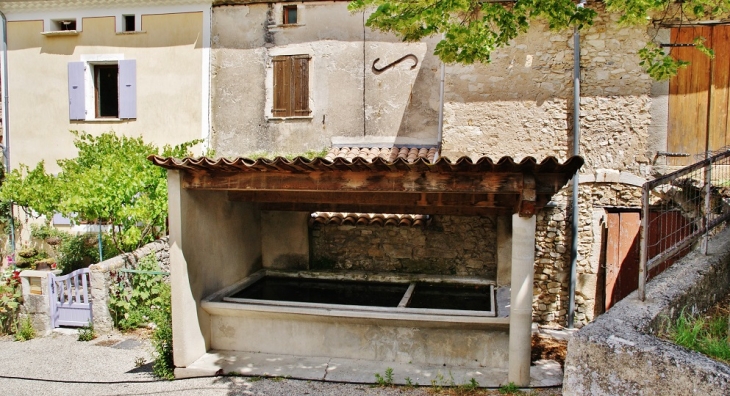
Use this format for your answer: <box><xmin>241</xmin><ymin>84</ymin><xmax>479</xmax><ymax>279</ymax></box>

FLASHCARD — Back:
<box><xmin>0</xmin><ymin>331</ymin><xmax>562</xmax><ymax>396</ymax></box>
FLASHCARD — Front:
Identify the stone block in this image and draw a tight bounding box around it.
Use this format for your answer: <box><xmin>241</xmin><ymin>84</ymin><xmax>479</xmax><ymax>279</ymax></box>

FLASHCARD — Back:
<box><xmin>577</xmin><ymin>273</ymin><xmax>598</xmax><ymax>298</ymax></box>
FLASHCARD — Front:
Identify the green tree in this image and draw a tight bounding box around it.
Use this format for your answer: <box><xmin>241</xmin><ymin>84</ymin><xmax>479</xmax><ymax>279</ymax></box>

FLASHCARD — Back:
<box><xmin>0</xmin><ymin>131</ymin><xmax>199</xmax><ymax>252</ymax></box>
<box><xmin>349</xmin><ymin>0</ymin><xmax>729</xmax><ymax>80</ymax></box>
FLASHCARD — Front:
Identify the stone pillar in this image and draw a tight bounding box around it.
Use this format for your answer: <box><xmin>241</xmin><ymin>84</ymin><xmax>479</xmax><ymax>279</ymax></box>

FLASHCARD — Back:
<box><xmin>90</xmin><ymin>269</ymin><xmax>114</xmax><ymax>332</ymax></box>
<box><xmin>19</xmin><ymin>269</ymin><xmax>61</xmax><ymax>336</ymax></box>
<box><xmin>508</xmin><ymin>213</ymin><xmax>537</xmax><ymax>386</ymax></box>
<box><xmin>497</xmin><ymin>215</ymin><xmax>512</xmax><ymax>286</ymax></box>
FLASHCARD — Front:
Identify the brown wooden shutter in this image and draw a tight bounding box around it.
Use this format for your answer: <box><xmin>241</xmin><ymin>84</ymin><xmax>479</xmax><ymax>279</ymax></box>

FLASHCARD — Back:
<box><xmin>272</xmin><ymin>56</ymin><xmax>291</xmax><ymax>117</ymax></box>
<box><xmin>292</xmin><ymin>55</ymin><xmax>311</xmax><ymax>115</ymax></box>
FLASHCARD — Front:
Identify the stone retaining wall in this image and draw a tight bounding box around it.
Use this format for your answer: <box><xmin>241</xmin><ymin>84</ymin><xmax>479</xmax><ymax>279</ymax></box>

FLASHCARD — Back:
<box><xmin>88</xmin><ymin>238</ymin><xmax>170</xmax><ymax>332</ymax></box>
<box><xmin>310</xmin><ymin>215</ymin><xmax>497</xmax><ymax>278</ymax></box>
<box><xmin>563</xmin><ymin>227</ymin><xmax>730</xmax><ymax>395</ymax></box>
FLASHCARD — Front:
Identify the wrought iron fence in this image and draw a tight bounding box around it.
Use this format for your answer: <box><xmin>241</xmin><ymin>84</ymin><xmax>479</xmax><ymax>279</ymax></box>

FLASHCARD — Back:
<box><xmin>638</xmin><ymin>150</ymin><xmax>730</xmax><ymax>301</ymax></box>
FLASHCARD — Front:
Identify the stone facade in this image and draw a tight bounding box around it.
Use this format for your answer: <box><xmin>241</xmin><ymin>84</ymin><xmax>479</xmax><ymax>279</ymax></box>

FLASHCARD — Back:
<box><xmin>531</xmin><ymin>182</ymin><xmax>645</xmax><ymax>327</ymax></box>
<box><xmin>438</xmin><ymin>4</ymin><xmax>661</xmax><ymax>327</ymax></box>
<box><xmin>310</xmin><ymin>215</ymin><xmax>497</xmax><ymax>279</ymax></box>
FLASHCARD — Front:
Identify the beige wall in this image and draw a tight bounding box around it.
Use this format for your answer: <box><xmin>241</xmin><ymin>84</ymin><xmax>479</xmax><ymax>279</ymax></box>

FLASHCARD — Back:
<box><xmin>211</xmin><ymin>3</ymin><xmax>441</xmax><ymax>157</ymax></box>
<box><xmin>7</xmin><ymin>12</ymin><xmax>204</xmax><ymax>172</ymax></box>
<box><xmin>168</xmin><ymin>171</ymin><xmax>262</xmax><ymax>367</ymax></box>
<box><xmin>261</xmin><ymin>210</ymin><xmax>309</xmax><ymax>270</ymax></box>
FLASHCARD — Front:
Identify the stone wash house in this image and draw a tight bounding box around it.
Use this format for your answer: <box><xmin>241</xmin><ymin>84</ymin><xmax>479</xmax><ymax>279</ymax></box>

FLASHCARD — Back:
<box><xmin>151</xmin><ymin>0</ymin><xmax>730</xmax><ymax>384</ymax></box>
<box><xmin>206</xmin><ymin>0</ymin><xmax>730</xmax><ymax>327</ymax></box>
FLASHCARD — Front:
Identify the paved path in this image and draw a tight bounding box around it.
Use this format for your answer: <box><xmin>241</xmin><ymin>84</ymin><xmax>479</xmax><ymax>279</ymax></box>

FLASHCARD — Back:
<box><xmin>0</xmin><ymin>331</ymin><xmax>561</xmax><ymax>395</ymax></box>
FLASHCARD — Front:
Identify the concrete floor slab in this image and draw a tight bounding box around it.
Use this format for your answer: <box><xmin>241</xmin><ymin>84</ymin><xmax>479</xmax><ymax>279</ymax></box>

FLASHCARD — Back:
<box><xmin>181</xmin><ymin>350</ymin><xmax>561</xmax><ymax>388</ymax></box>
<box><xmin>183</xmin><ymin>350</ymin><xmax>330</xmax><ymax>380</ymax></box>
<box><xmin>326</xmin><ymin>358</ymin><xmax>509</xmax><ymax>387</ymax></box>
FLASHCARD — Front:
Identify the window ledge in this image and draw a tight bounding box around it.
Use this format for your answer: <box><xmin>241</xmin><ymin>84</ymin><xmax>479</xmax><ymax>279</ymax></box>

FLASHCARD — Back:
<box><xmin>116</xmin><ymin>31</ymin><xmax>147</xmax><ymax>35</ymax></box>
<box><xmin>267</xmin><ymin>115</ymin><xmax>313</xmax><ymax>121</ymax></box>
<box><xmin>41</xmin><ymin>30</ymin><xmax>80</xmax><ymax>36</ymax></box>
<box><xmin>73</xmin><ymin>118</ymin><xmax>133</xmax><ymax>123</ymax></box>
<box><xmin>268</xmin><ymin>23</ymin><xmax>306</xmax><ymax>29</ymax></box>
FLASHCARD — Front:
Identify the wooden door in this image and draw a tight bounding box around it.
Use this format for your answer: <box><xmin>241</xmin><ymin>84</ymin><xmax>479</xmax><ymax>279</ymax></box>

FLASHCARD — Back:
<box><xmin>668</xmin><ymin>25</ymin><xmax>730</xmax><ymax>165</ymax></box>
<box><xmin>604</xmin><ymin>210</ymin><xmax>694</xmax><ymax>310</ymax></box>
<box><xmin>605</xmin><ymin>212</ymin><xmax>641</xmax><ymax>310</ymax></box>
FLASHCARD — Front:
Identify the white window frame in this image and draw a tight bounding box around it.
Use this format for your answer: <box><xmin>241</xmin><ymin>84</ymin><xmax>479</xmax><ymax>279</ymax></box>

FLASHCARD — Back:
<box><xmin>116</xmin><ymin>13</ymin><xmax>143</xmax><ymax>33</ymax></box>
<box><xmin>81</xmin><ymin>54</ymin><xmax>125</xmax><ymax>121</ymax></box>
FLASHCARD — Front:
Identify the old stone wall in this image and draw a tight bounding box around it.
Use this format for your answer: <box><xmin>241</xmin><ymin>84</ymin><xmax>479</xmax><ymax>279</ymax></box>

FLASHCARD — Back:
<box><xmin>310</xmin><ymin>215</ymin><xmax>497</xmax><ymax>279</ymax></box>
<box><xmin>563</xmin><ymin>227</ymin><xmax>730</xmax><ymax>396</ymax></box>
<box><xmin>533</xmin><ymin>182</ymin><xmax>644</xmax><ymax>328</ymax></box>
<box><xmin>441</xmin><ymin>4</ymin><xmax>656</xmax><ymax>169</ymax></box>
<box><xmin>439</xmin><ymin>3</ymin><xmax>658</xmax><ymax>327</ymax></box>
<box><xmin>88</xmin><ymin>238</ymin><xmax>170</xmax><ymax>332</ymax></box>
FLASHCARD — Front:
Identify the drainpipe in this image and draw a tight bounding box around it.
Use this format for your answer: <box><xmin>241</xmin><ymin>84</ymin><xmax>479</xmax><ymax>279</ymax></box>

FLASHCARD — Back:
<box><xmin>0</xmin><ymin>10</ymin><xmax>14</xmax><ymax>256</ymax></box>
<box><xmin>567</xmin><ymin>1</ymin><xmax>585</xmax><ymax>329</ymax></box>
<box><xmin>435</xmin><ymin>61</ymin><xmax>445</xmax><ymax>161</ymax></box>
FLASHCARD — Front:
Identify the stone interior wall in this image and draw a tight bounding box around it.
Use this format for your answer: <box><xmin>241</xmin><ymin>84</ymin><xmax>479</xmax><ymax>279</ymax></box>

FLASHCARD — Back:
<box><xmin>310</xmin><ymin>215</ymin><xmax>497</xmax><ymax>278</ymax></box>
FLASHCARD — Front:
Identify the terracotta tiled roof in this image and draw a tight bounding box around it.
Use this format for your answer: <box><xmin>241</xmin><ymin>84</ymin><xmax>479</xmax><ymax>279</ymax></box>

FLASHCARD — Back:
<box><xmin>324</xmin><ymin>147</ymin><xmax>438</xmax><ymax>163</ymax></box>
<box><xmin>310</xmin><ymin>213</ymin><xmax>430</xmax><ymax>227</ymax></box>
<box><xmin>149</xmin><ymin>154</ymin><xmax>583</xmax><ymax>174</ymax></box>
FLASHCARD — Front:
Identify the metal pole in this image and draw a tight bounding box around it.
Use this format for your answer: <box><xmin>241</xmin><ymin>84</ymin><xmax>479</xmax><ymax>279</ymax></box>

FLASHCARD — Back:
<box><xmin>702</xmin><ymin>159</ymin><xmax>712</xmax><ymax>255</ymax></box>
<box><xmin>638</xmin><ymin>184</ymin><xmax>649</xmax><ymax>301</ymax></box>
<box><xmin>0</xmin><ymin>11</ymin><xmax>14</xmax><ymax>257</ymax></box>
<box><xmin>567</xmin><ymin>9</ymin><xmax>583</xmax><ymax>328</ymax></box>
<box><xmin>98</xmin><ymin>221</ymin><xmax>103</xmax><ymax>262</ymax></box>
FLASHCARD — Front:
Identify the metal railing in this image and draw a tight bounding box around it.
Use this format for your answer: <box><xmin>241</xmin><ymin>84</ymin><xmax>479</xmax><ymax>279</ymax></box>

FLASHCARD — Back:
<box><xmin>638</xmin><ymin>150</ymin><xmax>730</xmax><ymax>301</ymax></box>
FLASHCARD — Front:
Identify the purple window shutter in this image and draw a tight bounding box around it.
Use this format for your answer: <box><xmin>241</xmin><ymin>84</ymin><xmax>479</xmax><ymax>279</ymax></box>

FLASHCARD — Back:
<box><xmin>118</xmin><ymin>59</ymin><xmax>136</xmax><ymax>119</ymax></box>
<box><xmin>67</xmin><ymin>62</ymin><xmax>85</xmax><ymax>120</ymax></box>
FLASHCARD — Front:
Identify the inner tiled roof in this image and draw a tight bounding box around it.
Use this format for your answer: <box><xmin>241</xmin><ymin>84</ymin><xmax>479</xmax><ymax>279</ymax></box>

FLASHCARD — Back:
<box><xmin>324</xmin><ymin>147</ymin><xmax>438</xmax><ymax>163</ymax></box>
<box><xmin>310</xmin><ymin>212</ymin><xmax>431</xmax><ymax>227</ymax></box>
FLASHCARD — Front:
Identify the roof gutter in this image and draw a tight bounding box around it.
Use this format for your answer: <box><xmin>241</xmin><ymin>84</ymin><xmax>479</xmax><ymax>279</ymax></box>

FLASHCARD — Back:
<box><xmin>435</xmin><ymin>60</ymin><xmax>445</xmax><ymax>161</ymax></box>
<box><xmin>0</xmin><ymin>10</ymin><xmax>14</xmax><ymax>255</ymax></box>
<box><xmin>567</xmin><ymin>0</ymin><xmax>585</xmax><ymax>329</ymax></box>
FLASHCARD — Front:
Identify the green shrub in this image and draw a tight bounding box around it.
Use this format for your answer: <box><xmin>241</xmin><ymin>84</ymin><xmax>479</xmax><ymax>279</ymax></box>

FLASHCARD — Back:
<box><xmin>0</xmin><ymin>269</ymin><xmax>22</xmax><ymax>334</ymax></box>
<box><xmin>14</xmin><ymin>316</ymin><xmax>35</xmax><ymax>341</ymax></box>
<box><xmin>109</xmin><ymin>254</ymin><xmax>166</xmax><ymax>331</ymax></box>
<box><xmin>151</xmin><ymin>283</ymin><xmax>174</xmax><ymax>379</ymax></box>
<box><xmin>77</xmin><ymin>322</ymin><xmax>96</xmax><ymax>342</ymax></box>
<box><xmin>30</xmin><ymin>224</ymin><xmax>121</xmax><ymax>273</ymax></box>
<box><xmin>666</xmin><ymin>310</ymin><xmax>730</xmax><ymax>363</ymax></box>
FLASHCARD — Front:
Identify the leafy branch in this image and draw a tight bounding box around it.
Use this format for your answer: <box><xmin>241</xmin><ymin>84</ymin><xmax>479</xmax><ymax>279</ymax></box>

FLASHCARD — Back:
<box><xmin>349</xmin><ymin>0</ymin><xmax>730</xmax><ymax>80</ymax></box>
<box><xmin>0</xmin><ymin>131</ymin><xmax>200</xmax><ymax>252</ymax></box>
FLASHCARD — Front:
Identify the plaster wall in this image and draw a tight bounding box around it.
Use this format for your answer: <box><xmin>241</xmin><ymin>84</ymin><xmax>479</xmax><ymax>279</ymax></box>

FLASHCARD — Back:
<box><xmin>6</xmin><ymin>12</ymin><xmax>204</xmax><ymax>172</ymax></box>
<box><xmin>210</xmin><ymin>3</ymin><xmax>440</xmax><ymax>157</ymax></box>
<box><xmin>168</xmin><ymin>171</ymin><xmax>262</xmax><ymax>368</ymax></box>
<box><xmin>261</xmin><ymin>211</ymin><xmax>309</xmax><ymax>270</ymax></box>
<box><xmin>208</xmin><ymin>310</ymin><xmax>509</xmax><ymax>369</ymax></box>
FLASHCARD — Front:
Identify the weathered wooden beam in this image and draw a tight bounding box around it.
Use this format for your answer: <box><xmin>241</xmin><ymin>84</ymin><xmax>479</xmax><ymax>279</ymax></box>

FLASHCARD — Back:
<box><xmin>518</xmin><ymin>174</ymin><xmax>537</xmax><ymax>217</ymax></box>
<box><xmin>184</xmin><ymin>170</ymin><xmax>554</xmax><ymax>194</ymax></box>
<box><xmin>227</xmin><ymin>191</ymin><xmax>518</xmax><ymax>208</ymax></box>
